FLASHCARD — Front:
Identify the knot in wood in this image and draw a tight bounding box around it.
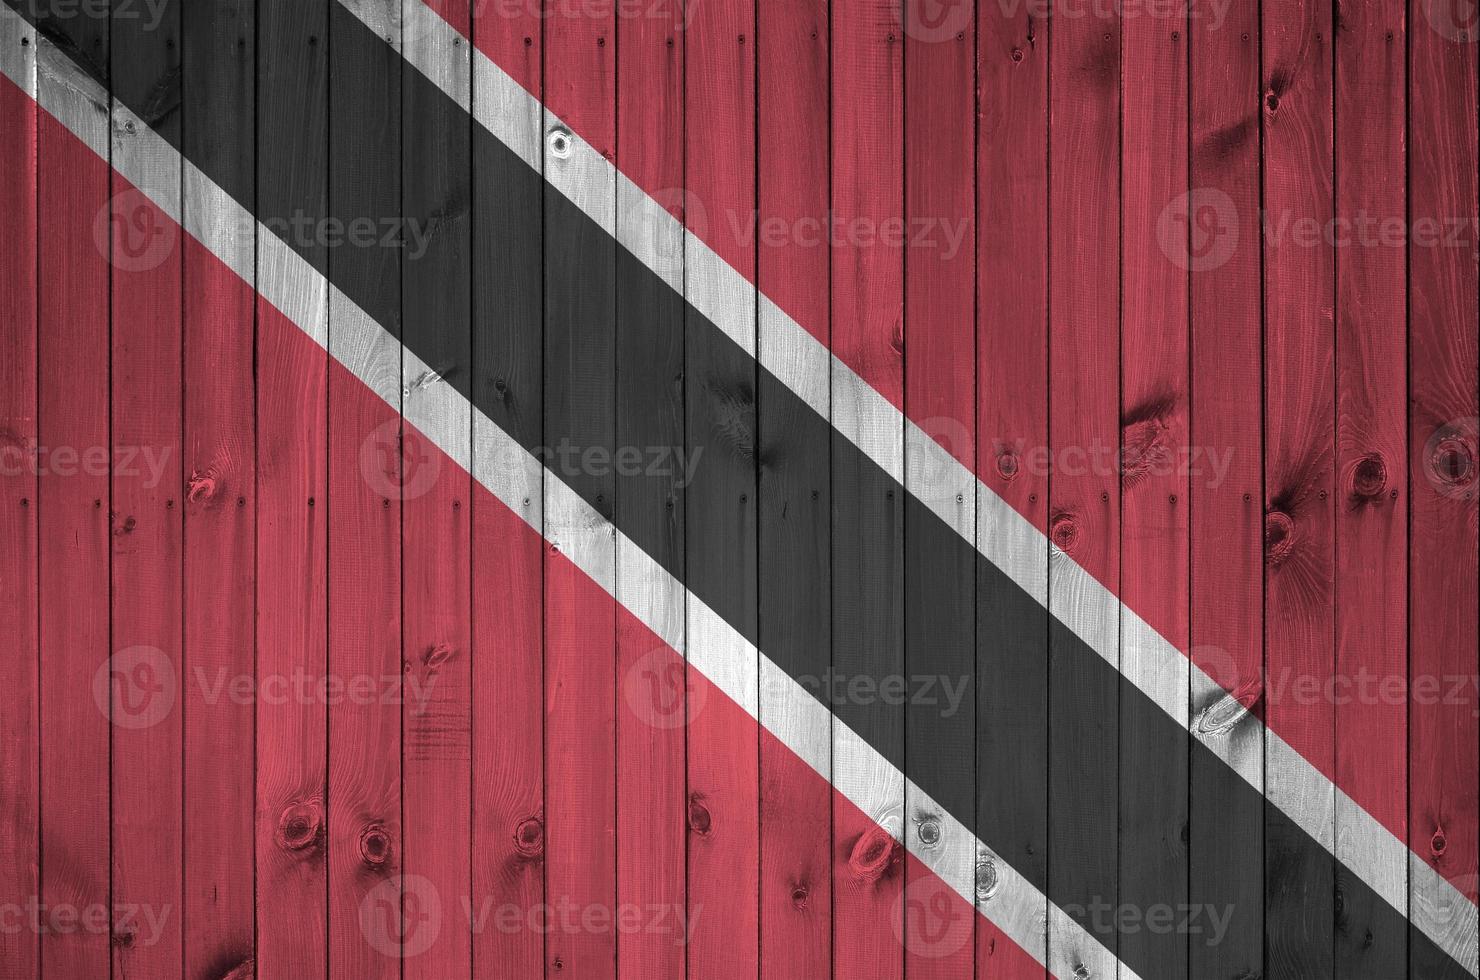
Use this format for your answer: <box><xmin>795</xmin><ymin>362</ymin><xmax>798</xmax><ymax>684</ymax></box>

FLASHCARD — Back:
<box><xmin>687</xmin><ymin>796</ymin><xmax>712</xmax><ymax>836</ymax></box>
<box><xmin>514</xmin><ymin>817</ymin><xmax>545</xmax><ymax>859</ymax></box>
<box><xmin>187</xmin><ymin>470</ymin><xmax>218</xmax><ymax>504</ymax></box>
<box><xmin>1263</xmin><ymin>510</ymin><xmax>1296</xmax><ymax>565</ymax></box>
<box><xmin>974</xmin><ymin>856</ymin><xmax>999</xmax><ymax>902</ymax></box>
<box><xmin>1425</xmin><ymin>424</ymin><xmax>1477</xmax><ymax>495</ymax></box>
<box><xmin>422</xmin><ymin>642</ymin><xmax>455</xmax><ymax>669</ymax></box>
<box><xmin>847</xmin><ymin>823</ymin><xmax>898</xmax><ymax>882</ymax></box>
<box><xmin>1049</xmin><ymin>513</ymin><xmax>1080</xmax><ymax>554</ymax></box>
<box><xmin>276</xmin><ymin>799</ymin><xmax>325</xmax><ymax>853</ymax></box>
<box><xmin>1346</xmin><ymin>453</ymin><xmax>1388</xmax><ymax>500</ymax></box>
<box><xmin>358</xmin><ymin>824</ymin><xmax>392</xmax><ymax>868</ymax></box>
<box><xmin>916</xmin><ymin>816</ymin><xmax>942</xmax><ymax>848</ymax></box>
<box><xmin>995</xmin><ymin>451</ymin><xmax>1019</xmax><ymax>481</ymax></box>
<box><xmin>1193</xmin><ymin>680</ymin><xmax>1261</xmax><ymax>739</ymax></box>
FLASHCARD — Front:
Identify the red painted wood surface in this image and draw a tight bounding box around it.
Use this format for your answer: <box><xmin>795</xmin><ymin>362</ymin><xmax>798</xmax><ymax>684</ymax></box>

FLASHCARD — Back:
<box><xmin>614</xmin><ymin>3</ymin><xmax>686</xmax><ymax>980</ymax></box>
<box><xmin>36</xmin><ymin>92</ymin><xmax>112</xmax><ymax>980</ymax></box>
<box><xmin>1120</xmin><ymin>5</ymin><xmax>1189</xmax><ymax>979</ymax></box>
<box><xmin>401</xmin><ymin>0</ymin><xmax>474</xmax><ymax>972</ymax></box>
<box><xmin>470</xmin><ymin>4</ymin><xmax>545</xmax><ymax>980</ymax></box>
<box><xmin>684</xmin><ymin>1</ymin><xmax>761</xmax><ymax>978</ymax></box>
<box><xmin>0</xmin><ymin>57</ymin><xmax>38</xmax><ymax>980</ymax></box>
<box><xmin>254</xmin><ymin>295</ymin><xmax>331</xmax><ymax>975</ymax></box>
<box><xmin>1334</xmin><ymin>2</ymin><xmax>1408</xmax><ymax>975</ymax></box>
<box><xmin>1262</xmin><ymin>2</ymin><xmax>1337</xmax><ymax>976</ymax></box>
<box><xmin>903</xmin><ymin>5</ymin><xmax>976</xmax><ymax>979</ymax></box>
<box><xmin>756</xmin><ymin>1</ymin><xmax>831</xmax><ymax>979</ymax></box>
<box><xmin>108</xmin><ymin>165</ymin><xmax>185</xmax><ymax>980</ymax></box>
<box><xmin>830</xmin><ymin>2</ymin><xmax>905</xmax><ymax>979</ymax></box>
<box><xmin>6</xmin><ymin>1</ymin><xmax>1480</xmax><ymax>978</ymax></box>
<box><xmin>1187</xmin><ymin>2</ymin><xmax>1265</xmax><ymax>978</ymax></box>
<box><xmin>1409</xmin><ymin>4</ymin><xmax>1480</xmax><ymax>978</ymax></box>
<box><xmin>543</xmin><ymin>1</ymin><xmax>618</xmax><ymax>979</ymax></box>
<box><xmin>976</xmin><ymin>4</ymin><xmax>1049</xmax><ymax>974</ymax></box>
<box><xmin>1047</xmin><ymin>2</ymin><xmax>1121</xmax><ymax>973</ymax></box>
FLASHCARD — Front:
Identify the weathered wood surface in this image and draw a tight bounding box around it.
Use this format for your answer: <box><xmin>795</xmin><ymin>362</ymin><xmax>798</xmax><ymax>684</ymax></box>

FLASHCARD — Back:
<box><xmin>0</xmin><ymin>1</ymin><xmax>1475</xmax><ymax>978</ymax></box>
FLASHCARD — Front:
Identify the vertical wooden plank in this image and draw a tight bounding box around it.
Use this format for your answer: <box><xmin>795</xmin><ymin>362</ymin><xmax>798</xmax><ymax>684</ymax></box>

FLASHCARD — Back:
<box><xmin>1333</xmin><ymin>1</ymin><xmax>1407</xmax><ymax>974</ymax></box>
<box><xmin>1261</xmin><ymin>0</ymin><xmax>1335</xmax><ymax>975</ymax></box>
<box><xmin>614</xmin><ymin>2</ymin><xmax>685</xmax><ymax>980</ymax></box>
<box><xmin>542</xmin><ymin>0</ymin><xmax>617</xmax><ymax>976</ymax></box>
<box><xmin>1120</xmin><ymin>4</ymin><xmax>1189</xmax><ymax>979</ymax></box>
<box><xmin>976</xmin><ymin>3</ymin><xmax>1048</xmax><ymax>975</ymax></box>
<box><xmin>108</xmin><ymin>2</ymin><xmax>183</xmax><ymax>975</ymax></box>
<box><xmin>471</xmin><ymin>1</ymin><xmax>544</xmax><ymax>978</ymax></box>
<box><xmin>1047</xmin><ymin>2</ymin><xmax>1120</xmax><ymax>975</ymax></box>
<box><xmin>756</xmin><ymin>0</ymin><xmax>831</xmax><ymax>978</ymax></box>
<box><xmin>1186</xmin><ymin>1</ymin><xmax>1264</xmax><ymax>978</ymax></box>
<box><xmin>401</xmin><ymin>1</ymin><xmax>472</xmax><ymax>975</ymax></box>
<box><xmin>180</xmin><ymin>0</ymin><xmax>256</xmax><ymax>973</ymax></box>
<box><xmin>326</xmin><ymin>1</ymin><xmax>400</xmax><ymax>976</ymax></box>
<box><xmin>0</xmin><ymin>13</ymin><xmax>38</xmax><ymax>979</ymax></box>
<box><xmin>684</xmin><ymin>0</ymin><xmax>759</xmax><ymax>977</ymax></box>
<box><xmin>35</xmin><ymin>23</ymin><xmax>111</xmax><ymax>980</ymax></box>
<box><xmin>830</xmin><ymin>0</ymin><xmax>905</xmax><ymax>975</ymax></box>
<box><xmin>902</xmin><ymin>2</ymin><xmax>976</xmax><ymax>976</ymax></box>
<box><xmin>1409</xmin><ymin>1</ymin><xmax>1479</xmax><ymax>976</ymax></box>
<box><xmin>255</xmin><ymin>0</ymin><xmax>330</xmax><ymax>970</ymax></box>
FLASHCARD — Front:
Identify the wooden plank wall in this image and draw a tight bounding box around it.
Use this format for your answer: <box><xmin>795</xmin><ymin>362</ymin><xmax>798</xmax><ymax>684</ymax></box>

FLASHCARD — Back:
<box><xmin>0</xmin><ymin>1</ymin><xmax>1478</xmax><ymax>979</ymax></box>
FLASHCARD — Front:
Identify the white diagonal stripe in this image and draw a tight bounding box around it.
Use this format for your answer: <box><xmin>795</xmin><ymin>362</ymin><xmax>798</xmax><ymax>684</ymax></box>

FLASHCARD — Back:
<box><xmin>0</xmin><ymin>7</ymin><xmax>1128</xmax><ymax>974</ymax></box>
<box><xmin>371</xmin><ymin>2</ymin><xmax>1480</xmax><ymax>974</ymax></box>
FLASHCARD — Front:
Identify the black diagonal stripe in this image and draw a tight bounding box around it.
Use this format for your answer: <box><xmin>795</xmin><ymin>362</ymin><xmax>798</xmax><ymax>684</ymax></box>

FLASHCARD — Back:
<box><xmin>11</xmin><ymin>1</ymin><xmax>1456</xmax><ymax>975</ymax></box>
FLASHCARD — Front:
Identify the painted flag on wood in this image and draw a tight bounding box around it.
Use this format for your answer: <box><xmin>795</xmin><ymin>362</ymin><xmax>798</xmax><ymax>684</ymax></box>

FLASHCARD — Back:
<box><xmin>0</xmin><ymin>0</ymin><xmax>1477</xmax><ymax>978</ymax></box>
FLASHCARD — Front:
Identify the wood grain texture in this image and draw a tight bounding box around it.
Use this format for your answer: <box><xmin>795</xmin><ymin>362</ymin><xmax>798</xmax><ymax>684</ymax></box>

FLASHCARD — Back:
<box><xmin>614</xmin><ymin>1</ymin><xmax>686</xmax><ymax>979</ymax></box>
<box><xmin>683</xmin><ymin>2</ymin><xmax>760</xmax><ymax>979</ymax></box>
<box><xmin>401</xmin><ymin>2</ymin><xmax>473</xmax><ymax>974</ymax></box>
<box><xmin>1119</xmin><ymin>5</ymin><xmax>1189</xmax><ymax>979</ymax></box>
<box><xmin>1187</xmin><ymin>2</ymin><xmax>1265</xmax><ymax>979</ymax></box>
<box><xmin>180</xmin><ymin>0</ymin><xmax>256</xmax><ymax>974</ymax></box>
<box><xmin>756</xmin><ymin>1</ymin><xmax>832</xmax><ymax>979</ymax></box>
<box><xmin>255</xmin><ymin>0</ymin><xmax>330</xmax><ymax>971</ymax></box>
<box><xmin>1409</xmin><ymin>1</ymin><xmax>1480</xmax><ymax>977</ymax></box>
<box><xmin>1047</xmin><ymin>2</ymin><xmax>1121</xmax><ymax>974</ymax></box>
<box><xmin>326</xmin><ymin>2</ymin><xmax>402</xmax><ymax>976</ymax></box>
<box><xmin>470</xmin><ymin>1</ymin><xmax>544</xmax><ymax>978</ymax></box>
<box><xmin>9</xmin><ymin>0</ymin><xmax>1480</xmax><ymax>977</ymax></box>
<box><xmin>1262</xmin><ymin>1</ymin><xmax>1336</xmax><ymax>976</ymax></box>
<box><xmin>903</xmin><ymin>4</ymin><xmax>976</xmax><ymax>976</ymax></box>
<box><xmin>830</xmin><ymin>2</ymin><xmax>905</xmax><ymax>979</ymax></box>
<box><xmin>542</xmin><ymin>0</ymin><xmax>618</xmax><ymax>977</ymax></box>
<box><xmin>109</xmin><ymin>5</ymin><xmax>185</xmax><ymax>976</ymax></box>
<box><xmin>976</xmin><ymin>4</ymin><xmax>1049</xmax><ymax>975</ymax></box>
<box><xmin>0</xmin><ymin>16</ymin><xmax>38</xmax><ymax>978</ymax></box>
<box><xmin>1333</xmin><ymin>1</ymin><xmax>1407</xmax><ymax>974</ymax></box>
<box><xmin>36</xmin><ymin>35</ymin><xmax>112</xmax><ymax>980</ymax></box>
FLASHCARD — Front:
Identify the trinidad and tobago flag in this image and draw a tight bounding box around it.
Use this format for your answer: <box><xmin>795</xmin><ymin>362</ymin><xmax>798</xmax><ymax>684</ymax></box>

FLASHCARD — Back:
<box><xmin>0</xmin><ymin>0</ymin><xmax>1477</xmax><ymax>978</ymax></box>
